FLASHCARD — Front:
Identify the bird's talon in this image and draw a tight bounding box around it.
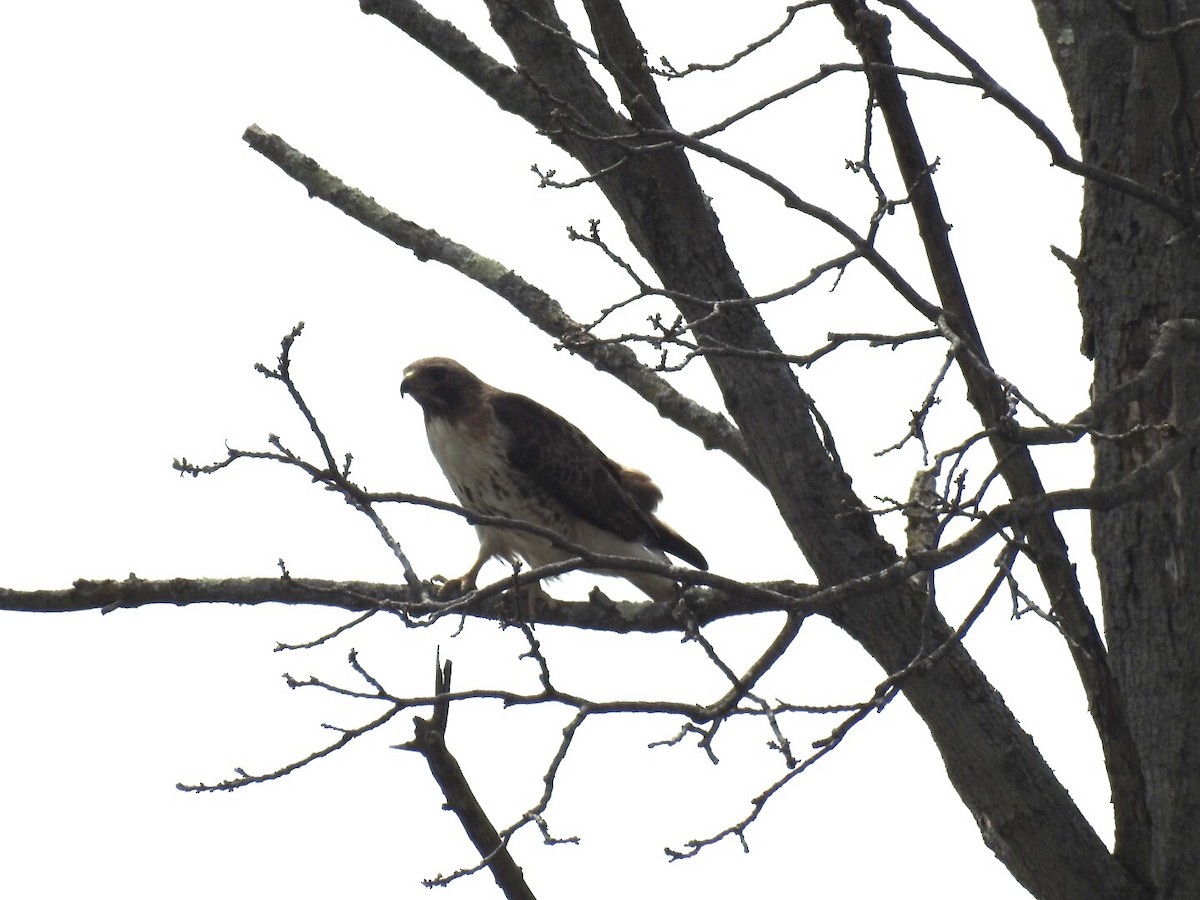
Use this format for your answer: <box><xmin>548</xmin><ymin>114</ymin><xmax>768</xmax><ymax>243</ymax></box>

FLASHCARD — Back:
<box><xmin>435</xmin><ymin>576</ymin><xmax>476</xmax><ymax>599</ymax></box>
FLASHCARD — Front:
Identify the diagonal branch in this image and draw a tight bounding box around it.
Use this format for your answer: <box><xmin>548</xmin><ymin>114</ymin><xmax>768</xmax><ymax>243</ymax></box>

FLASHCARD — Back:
<box><xmin>831</xmin><ymin>0</ymin><xmax>1151</xmax><ymax>881</ymax></box>
<box><xmin>879</xmin><ymin>0</ymin><xmax>1191</xmax><ymax>224</ymax></box>
<box><xmin>242</xmin><ymin>124</ymin><xmax>754</xmax><ymax>476</ymax></box>
<box><xmin>179</xmin><ymin>674</ymin><xmax>405</xmax><ymax>792</ymax></box>
<box><xmin>397</xmin><ymin>658</ymin><xmax>539</xmax><ymax>899</ymax></box>
<box><xmin>359</xmin><ymin>0</ymin><xmax>556</xmax><ymax>128</ymax></box>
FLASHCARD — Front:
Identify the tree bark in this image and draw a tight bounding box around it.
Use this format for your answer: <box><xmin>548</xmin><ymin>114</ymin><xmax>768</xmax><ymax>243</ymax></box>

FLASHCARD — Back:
<box><xmin>1033</xmin><ymin>1</ymin><xmax>1200</xmax><ymax>896</ymax></box>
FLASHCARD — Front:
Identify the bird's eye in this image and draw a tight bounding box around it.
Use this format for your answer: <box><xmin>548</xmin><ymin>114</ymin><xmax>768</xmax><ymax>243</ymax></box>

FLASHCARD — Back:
<box><xmin>428</xmin><ymin>366</ymin><xmax>448</xmax><ymax>382</ymax></box>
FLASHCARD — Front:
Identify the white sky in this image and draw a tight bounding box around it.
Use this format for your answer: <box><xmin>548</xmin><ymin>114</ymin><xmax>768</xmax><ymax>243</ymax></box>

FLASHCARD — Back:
<box><xmin>1</xmin><ymin>2</ymin><xmax>1099</xmax><ymax>898</ymax></box>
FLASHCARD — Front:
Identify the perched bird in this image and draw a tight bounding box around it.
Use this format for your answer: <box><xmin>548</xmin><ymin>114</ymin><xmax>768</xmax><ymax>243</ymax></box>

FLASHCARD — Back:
<box><xmin>401</xmin><ymin>357</ymin><xmax>707</xmax><ymax>602</ymax></box>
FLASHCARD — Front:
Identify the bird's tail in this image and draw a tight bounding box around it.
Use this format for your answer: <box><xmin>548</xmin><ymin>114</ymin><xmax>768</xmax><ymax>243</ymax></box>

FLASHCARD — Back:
<box><xmin>653</xmin><ymin>519</ymin><xmax>708</xmax><ymax>570</ymax></box>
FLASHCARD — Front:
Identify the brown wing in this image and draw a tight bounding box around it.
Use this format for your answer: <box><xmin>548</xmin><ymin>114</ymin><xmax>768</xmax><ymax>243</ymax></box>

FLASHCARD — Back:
<box><xmin>491</xmin><ymin>391</ymin><xmax>707</xmax><ymax>569</ymax></box>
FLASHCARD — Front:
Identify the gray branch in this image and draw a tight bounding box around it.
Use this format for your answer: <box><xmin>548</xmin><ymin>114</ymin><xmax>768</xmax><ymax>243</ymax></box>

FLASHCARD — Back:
<box><xmin>242</xmin><ymin>124</ymin><xmax>754</xmax><ymax>476</ymax></box>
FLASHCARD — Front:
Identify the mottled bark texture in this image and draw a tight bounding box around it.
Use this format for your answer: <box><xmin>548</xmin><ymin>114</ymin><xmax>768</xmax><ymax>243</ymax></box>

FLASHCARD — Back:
<box><xmin>1034</xmin><ymin>2</ymin><xmax>1200</xmax><ymax>897</ymax></box>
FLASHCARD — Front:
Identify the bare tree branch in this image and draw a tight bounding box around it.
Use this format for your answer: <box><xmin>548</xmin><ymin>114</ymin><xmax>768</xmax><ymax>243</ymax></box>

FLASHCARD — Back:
<box><xmin>878</xmin><ymin>0</ymin><xmax>1193</xmax><ymax>225</ymax></box>
<box><xmin>242</xmin><ymin>124</ymin><xmax>754</xmax><ymax>476</ymax></box>
<box><xmin>178</xmin><ymin>650</ymin><xmax>405</xmax><ymax>792</ymax></box>
<box><xmin>830</xmin><ymin>2</ymin><xmax>1153</xmax><ymax>878</ymax></box>
<box><xmin>653</xmin><ymin>2</ymin><xmax>827</xmax><ymax>78</ymax></box>
<box><xmin>397</xmin><ymin>658</ymin><xmax>540</xmax><ymax>899</ymax></box>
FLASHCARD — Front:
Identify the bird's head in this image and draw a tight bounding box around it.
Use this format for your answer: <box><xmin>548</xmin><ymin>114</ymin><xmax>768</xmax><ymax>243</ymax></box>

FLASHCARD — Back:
<box><xmin>401</xmin><ymin>357</ymin><xmax>484</xmax><ymax>418</ymax></box>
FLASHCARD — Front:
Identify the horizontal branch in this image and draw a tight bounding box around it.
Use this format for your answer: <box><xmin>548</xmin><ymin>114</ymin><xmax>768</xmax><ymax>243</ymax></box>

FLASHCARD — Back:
<box><xmin>0</xmin><ymin>576</ymin><xmax>405</xmax><ymax>615</ymax></box>
<box><xmin>8</xmin><ymin>397</ymin><xmax>1194</xmax><ymax>623</ymax></box>
<box><xmin>10</xmin><ymin>378</ymin><xmax>1198</xmax><ymax>620</ymax></box>
<box><xmin>14</xmin><ymin>328</ymin><xmax>1198</xmax><ymax>626</ymax></box>
<box><xmin>0</xmin><ymin>573</ymin><xmax>811</xmax><ymax>631</ymax></box>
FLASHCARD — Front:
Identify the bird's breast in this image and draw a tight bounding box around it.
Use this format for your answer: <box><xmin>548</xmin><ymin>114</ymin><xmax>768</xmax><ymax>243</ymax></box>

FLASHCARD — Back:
<box><xmin>425</xmin><ymin>415</ymin><xmax>548</xmax><ymax>522</ymax></box>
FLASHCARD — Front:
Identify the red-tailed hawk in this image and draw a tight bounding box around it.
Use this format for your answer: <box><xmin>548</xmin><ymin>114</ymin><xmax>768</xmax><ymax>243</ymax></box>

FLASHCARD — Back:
<box><xmin>400</xmin><ymin>358</ymin><xmax>707</xmax><ymax>602</ymax></box>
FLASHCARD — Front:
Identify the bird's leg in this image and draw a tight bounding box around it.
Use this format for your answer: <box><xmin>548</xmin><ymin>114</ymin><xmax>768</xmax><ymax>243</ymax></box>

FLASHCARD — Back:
<box><xmin>436</xmin><ymin>552</ymin><xmax>489</xmax><ymax>599</ymax></box>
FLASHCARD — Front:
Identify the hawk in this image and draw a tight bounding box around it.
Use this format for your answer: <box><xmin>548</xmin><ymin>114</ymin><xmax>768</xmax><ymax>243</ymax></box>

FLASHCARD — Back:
<box><xmin>401</xmin><ymin>357</ymin><xmax>707</xmax><ymax>602</ymax></box>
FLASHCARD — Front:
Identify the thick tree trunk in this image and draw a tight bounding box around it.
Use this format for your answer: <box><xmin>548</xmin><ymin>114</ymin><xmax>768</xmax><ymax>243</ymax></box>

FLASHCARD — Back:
<box><xmin>1035</xmin><ymin>1</ymin><xmax>1200</xmax><ymax>896</ymax></box>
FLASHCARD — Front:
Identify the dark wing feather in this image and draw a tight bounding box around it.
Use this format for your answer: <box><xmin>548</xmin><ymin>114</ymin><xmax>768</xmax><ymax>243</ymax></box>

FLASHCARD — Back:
<box><xmin>491</xmin><ymin>392</ymin><xmax>708</xmax><ymax>570</ymax></box>
<box><xmin>492</xmin><ymin>392</ymin><xmax>654</xmax><ymax>540</ymax></box>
